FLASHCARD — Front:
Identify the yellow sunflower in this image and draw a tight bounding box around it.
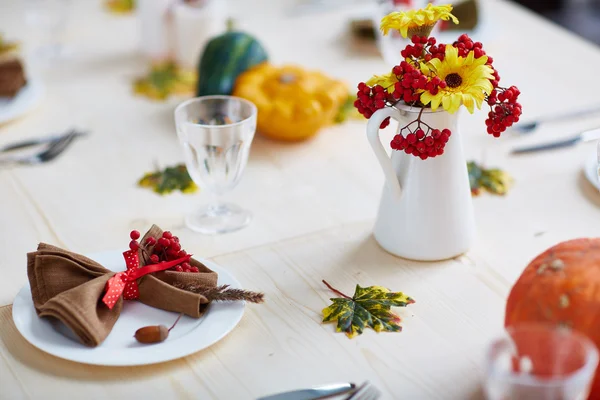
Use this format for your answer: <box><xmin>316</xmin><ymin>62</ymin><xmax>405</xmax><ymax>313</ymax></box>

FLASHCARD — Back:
<box><xmin>380</xmin><ymin>4</ymin><xmax>459</xmax><ymax>39</ymax></box>
<box><xmin>421</xmin><ymin>45</ymin><xmax>494</xmax><ymax>114</ymax></box>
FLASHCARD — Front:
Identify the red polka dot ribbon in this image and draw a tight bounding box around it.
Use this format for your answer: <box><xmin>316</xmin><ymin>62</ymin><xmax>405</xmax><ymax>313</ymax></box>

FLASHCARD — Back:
<box><xmin>102</xmin><ymin>250</ymin><xmax>192</xmax><ymax>309</ymax></box>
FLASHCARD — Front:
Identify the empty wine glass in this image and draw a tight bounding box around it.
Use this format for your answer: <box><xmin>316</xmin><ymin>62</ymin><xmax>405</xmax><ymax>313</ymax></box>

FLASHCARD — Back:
<box><xmin>24</xmin><ymin>0</ymin><xmax>71</xmax><ymax>62</ymax></box>
<box><xmin>174</xmin><ymin>96</ymin><xmax>257</xmax><ymax>234</ymax></box>
<box><xmin>484</xmin><ymin>324</ymin><xmax>599</xmax><ymax>400</ymax></box>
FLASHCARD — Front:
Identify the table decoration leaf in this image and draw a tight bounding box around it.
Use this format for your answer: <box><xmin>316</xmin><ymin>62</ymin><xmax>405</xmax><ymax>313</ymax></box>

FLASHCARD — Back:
<box><xmin>468</xmin><ymin>161</ymin><xmax>513</xmax><ymax>196</ymax></box>
<box><xmin>321</xmin><ymin>280</ymin><xmax>414</xmax><ymax>338</ymax></box>
<box><xmin>138</xmin><ymin>164</ymin><xmax>198</xmax><ymax>195</ymax></box>
<box><xmin>0</xmin><ymin>34</ymin><xmax>19</xmax><ymax>55</ymax></box>
<box><xmin>133</xmin><ymin>61</ymin><xmax>196</xmax><ymax>101</ymax></box>
<box><xmin>105</xmin><ymin>0</ymin><xmax>135</xmax><ymax>14</ymax></box>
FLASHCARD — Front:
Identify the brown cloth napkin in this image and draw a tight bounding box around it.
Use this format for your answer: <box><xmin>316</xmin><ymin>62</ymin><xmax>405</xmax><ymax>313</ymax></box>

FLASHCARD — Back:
<box><xmin>27</xmin><ymin>225</ymin><xmax>218</xmax><ymax>347</ymax></box>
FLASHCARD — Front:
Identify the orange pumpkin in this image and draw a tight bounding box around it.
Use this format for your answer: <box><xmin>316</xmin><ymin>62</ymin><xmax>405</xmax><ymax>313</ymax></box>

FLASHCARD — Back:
<box><xmin>505</xmin><ymin>238</ymin><xmax>600</xmax><ymax>399</ymax></box>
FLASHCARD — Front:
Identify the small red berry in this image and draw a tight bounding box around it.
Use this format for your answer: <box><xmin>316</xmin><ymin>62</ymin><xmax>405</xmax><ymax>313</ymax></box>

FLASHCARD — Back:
<box><xmin>145</xmin><ymin>237</ymin><xmax>156</xmax><ymax>246</ymax></box>
<box><xmin>129</xmin><ymin>240</ymin><xmax>139</xmax><ymax>251</ymax></box>
<box><xmin>189</xmin><ymin>266</ymin><xmax>199</xmax><ymax>273</ymax></box>
<box><xmin>158</xmin><ymin>237</ymin><xmax>170</xmax><ymax>247</ymax></box>
<box><xmin>162</xmin><ymin>231</ymin><xmax>173</xmax><ymax>239</ymax></box>
<box><xmin>174</xmin><ymin>265</ymin><xmax>184</xmax><ymax>272</ymax></box>
<box><xmin>150</xmin><ymin>254</ymin><xmax>160</xmax><ymax>263</ymax></box>
<box><xmin>130</xmin><ymin>230</ymin><xmax>140</xmax><ymax>240</ymax></box>
<box><xmin>177</xmin><ymin>250</ymin><xmax>187</xmax><ymax>258</ymax></box>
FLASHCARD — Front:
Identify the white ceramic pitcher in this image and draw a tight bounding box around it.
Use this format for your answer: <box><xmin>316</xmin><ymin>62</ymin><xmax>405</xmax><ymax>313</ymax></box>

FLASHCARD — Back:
<box><xmin>367</xmin><ymin>103</ymin><xmax>475</xmax><ymax>261</ymax></box>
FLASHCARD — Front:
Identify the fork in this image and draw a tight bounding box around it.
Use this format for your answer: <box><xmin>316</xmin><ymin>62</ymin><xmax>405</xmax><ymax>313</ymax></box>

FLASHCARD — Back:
<box><xmin>344</xmin><ymin>382</ymin><xmax>381</xmax><ymax>400</ymax></box>
<box><xmin>0</xmin><ymin>130</ymin><xmax>87</xmax><ymax>153</ymax></box>
<box><xmin>0</xmin><ymin>130</ymin><xmax>77</xmax><ymax>166</ymax></box>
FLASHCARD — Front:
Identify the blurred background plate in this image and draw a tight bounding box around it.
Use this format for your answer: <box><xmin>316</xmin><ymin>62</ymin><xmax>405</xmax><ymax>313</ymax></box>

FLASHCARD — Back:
<box><xmin>0</xmin><ymin>77</ymin><xmax>43</xmax><ymax>125</ymax></box>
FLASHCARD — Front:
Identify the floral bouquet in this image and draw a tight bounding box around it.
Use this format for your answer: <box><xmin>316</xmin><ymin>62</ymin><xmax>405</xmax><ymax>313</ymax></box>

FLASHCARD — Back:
<box><xmin>355</xmin><ymin>4</ymin><xmax>522</xmax><ymax>160</ymax></box>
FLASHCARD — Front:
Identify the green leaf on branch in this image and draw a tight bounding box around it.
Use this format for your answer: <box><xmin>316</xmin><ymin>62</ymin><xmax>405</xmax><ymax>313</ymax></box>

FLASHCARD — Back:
<box><xmin>334</xmin><ymin>94</ymin><xmax>362</xmax><ymax>124</ymax></box>
<box><xmin>138</xmin><ymin>164</ymin><xmax>198</xmax><ymax>195</ymax></box>
<box><xmin>468</xmin><ymin>161</ymin><xmax>513</xmax><ymax>196</ymax></box>
<box><xmin>322</xmin><ymin>280</ymin><xmax>414</xmax><ymax>338</ymax></box>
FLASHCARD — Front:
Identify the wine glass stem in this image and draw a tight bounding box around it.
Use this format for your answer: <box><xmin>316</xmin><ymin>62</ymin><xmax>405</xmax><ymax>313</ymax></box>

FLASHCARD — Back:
<box><xmin>207</xmin><ymin>193</ymin><xmax>227</xmax><ymax>216</ymax></box>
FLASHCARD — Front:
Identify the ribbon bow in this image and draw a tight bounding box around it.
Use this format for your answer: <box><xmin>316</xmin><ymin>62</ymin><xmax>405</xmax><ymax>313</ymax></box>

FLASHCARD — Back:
<box><xmin>102</xmin><ymin>250</ymin><xmax>191</xmax><ymax>309</ymax></box>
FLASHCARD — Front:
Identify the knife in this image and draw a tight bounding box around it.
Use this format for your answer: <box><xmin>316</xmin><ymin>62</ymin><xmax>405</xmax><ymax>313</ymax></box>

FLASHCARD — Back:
<box><xmin>256</xmin><ymin>382</ymin><xmax>356</xmax><ymax>400</ymax></box>
<box><xmin>512</xmin><ymin>127</ymin><xmax>600</xmax><ymax>154</ymax></box>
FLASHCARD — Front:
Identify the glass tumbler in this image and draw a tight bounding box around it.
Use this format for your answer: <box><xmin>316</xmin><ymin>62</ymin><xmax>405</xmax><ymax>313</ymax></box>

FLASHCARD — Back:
<box><xmin>174</xmin><ymin>96</ymin><xmax>257</xmax><ymax>234</ymax></box>
<box><xmin>484</xmin><ymin>324</ymin><xmax>599</xmax><ymax>400</ymax></box>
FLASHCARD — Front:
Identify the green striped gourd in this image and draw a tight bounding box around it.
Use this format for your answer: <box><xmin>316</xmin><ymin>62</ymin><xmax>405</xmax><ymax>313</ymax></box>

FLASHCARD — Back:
<box><xmin>196</xmin><ymin>21</ymin><xmax>268</xmax><ymax>96</ymax></box>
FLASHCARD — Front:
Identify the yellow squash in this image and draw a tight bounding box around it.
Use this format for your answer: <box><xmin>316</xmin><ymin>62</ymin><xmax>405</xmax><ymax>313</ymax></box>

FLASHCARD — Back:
<box><xmin>233</xmin><ymin>64</ymin><xmax>348</xmax><ymax>141</ymax></box>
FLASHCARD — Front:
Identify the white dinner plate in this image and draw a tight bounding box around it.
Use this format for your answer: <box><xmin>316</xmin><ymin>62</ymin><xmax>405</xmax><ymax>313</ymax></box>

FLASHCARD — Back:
<box><xmin>0</xmin><ymin>78</ymin><xmax>43</xmax><ymax>125</ymax></box>
<box><xmin>584</xmin><ymin>152</ymin><xmax>600</xmax><ymax>191</ymax></box>
<box><xmin>12</xmin><ymin>250</ymin><xmax>245</xmax><ymax>366</ymax></box>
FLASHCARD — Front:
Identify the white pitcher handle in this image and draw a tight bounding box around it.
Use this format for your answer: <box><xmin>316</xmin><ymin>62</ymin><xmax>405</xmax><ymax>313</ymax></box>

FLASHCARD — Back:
<box><xmin>367</xmin><ymin>107</ymin><xmax>403</xmax><ymax>200</ymax></box>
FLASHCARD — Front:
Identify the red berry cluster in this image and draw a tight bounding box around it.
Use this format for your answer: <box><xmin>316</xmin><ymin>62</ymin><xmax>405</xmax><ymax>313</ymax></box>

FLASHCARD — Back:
<box><xmin>429</xmin><ymin>42</ymin><xmax>446</xmax><ymax>61</ymax></box>
<box><xmin>128</xmin><ymin>230</ymin><xmax>199</xmax><ymax>273</ymax></box>
<box><xmin>390</xmin><ymin>124</ymin><xmax>451</xmax><ymax>160</ymax></box>
<box><xmin>403</xmin><ymin>35</ymin><xmax>447</xmax><ymax>64</ymax></box>
<box><xmin>354</xmin><ymin>83</ymin><xmax>392</xmax><ymax>129</ymax></box>
<box><xmin>484</xmin><ymin>86</ymin><xmax>522</xmax><ymax>137</ymax></box>
<box><xmin>391</xmin><ymin>61</ymin><xmax>427</xmax><ymax>104</ymax></box>
<box><xmin>453</xmin><ymin>34</ymin><xmax>500</xmax><ymax>87</ymax></box>
<box><xmin>453</xmin><ymin>34</ymin><xmax>485</xmax><ymax>58</ymax></box>
<box><xmin>401</xmin><ymin>36</ymin><xmax>435</xmax><ymax>60</ymax></box>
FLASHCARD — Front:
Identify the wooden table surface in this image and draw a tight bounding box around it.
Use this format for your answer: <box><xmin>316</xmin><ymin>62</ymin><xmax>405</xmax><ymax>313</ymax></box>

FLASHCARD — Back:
<box><xmin>1</xmin><ymin>0</ymin><xmax>600</xmax><ymax>399</ymax></box>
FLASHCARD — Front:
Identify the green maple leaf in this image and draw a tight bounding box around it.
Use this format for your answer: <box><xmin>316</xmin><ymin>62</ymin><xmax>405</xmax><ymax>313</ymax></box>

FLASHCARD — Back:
<box><xmin>468</xmin><ymin>161</ymin><xmax>513</xmax><ymax>196</ymax></box>
<box><xmin>322</xmin><ymin>281</ymin><xmax>414</xmax><ymax>338</ymax></box>
<box><xmin>138</xmin><ymin>164</ymin><xmax>198</xmax><ymax>195</ymax></box>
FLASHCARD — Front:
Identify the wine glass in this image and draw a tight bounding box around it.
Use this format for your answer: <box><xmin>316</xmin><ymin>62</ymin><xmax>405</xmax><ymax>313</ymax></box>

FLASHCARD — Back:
<box><xmin>24</xmin><ymin>0</ymin><xmax>71</xmax><ymax>62</ymax></box>
<box><xmin>484</xmin><ymin>324</ymin><xmax>598</xmax><ymax>400</ymax></box>
<box><xmin>174</xmin><ymin>96</ymin><xmax>257</xmax><ymax>234</ymax></box>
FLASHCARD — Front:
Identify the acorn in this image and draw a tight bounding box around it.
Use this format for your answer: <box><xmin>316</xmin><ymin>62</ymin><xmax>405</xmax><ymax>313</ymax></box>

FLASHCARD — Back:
<box><xmin>134</xmin><ymin>313</ymin><xmax>182</xmax><ymax>344</ymax></box>
<box><xmin>134</xmin><ymin>325</ymin><xmax>169</xmax><ymax>344</ymax></box>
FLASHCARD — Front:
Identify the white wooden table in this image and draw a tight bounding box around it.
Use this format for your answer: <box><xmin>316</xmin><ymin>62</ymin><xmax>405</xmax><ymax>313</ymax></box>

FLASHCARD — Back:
<box><xmin>1</xmin><ymin>0</ymin><xmax>600</xmax><ymax>399</ymax></box>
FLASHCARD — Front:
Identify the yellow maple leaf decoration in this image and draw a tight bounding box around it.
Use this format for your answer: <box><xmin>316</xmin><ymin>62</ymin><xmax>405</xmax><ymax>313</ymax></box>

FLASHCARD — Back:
<box><xmin>133</xmin><ymin>61</ymin><xmax>196</xmax><ymax>101</ymax></box>
<box><xmin>322</xmin><ymin>281</ymin><xmax>415</xmax><ymax>338</ymax></box>
<box><xmin>105</xmin><ymin>0</ymin><xmax>136</xmax><ymax>14</ymax></box>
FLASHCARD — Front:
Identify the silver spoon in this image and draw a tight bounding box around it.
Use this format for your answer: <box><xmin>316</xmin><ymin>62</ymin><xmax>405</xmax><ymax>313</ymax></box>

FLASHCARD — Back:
<box><xmin>515</xmin><ymin>105</ymin><xmax>600</xmax><ymax>133</ymax></box>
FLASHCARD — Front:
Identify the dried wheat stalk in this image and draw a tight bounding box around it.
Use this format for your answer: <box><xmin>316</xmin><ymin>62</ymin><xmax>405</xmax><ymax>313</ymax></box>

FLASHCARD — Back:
<box><xmin>173</xmin><ymin>283</ymin><xmax>264</xmax><ymax>303</ymax></box>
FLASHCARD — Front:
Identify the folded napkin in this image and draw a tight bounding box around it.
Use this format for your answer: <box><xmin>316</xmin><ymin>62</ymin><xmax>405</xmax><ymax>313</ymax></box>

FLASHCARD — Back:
<box><xmin>27</xmin><ymin>225</ymin><xmax>218</xmax><ymax>347</ymax></box>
